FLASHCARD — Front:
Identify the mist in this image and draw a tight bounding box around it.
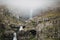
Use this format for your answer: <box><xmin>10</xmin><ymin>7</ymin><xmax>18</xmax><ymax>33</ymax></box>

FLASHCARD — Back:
<box><xmin>0</xmin><ymin>0</ymin><xmax>60</xmax><ymax>19</ymax></box>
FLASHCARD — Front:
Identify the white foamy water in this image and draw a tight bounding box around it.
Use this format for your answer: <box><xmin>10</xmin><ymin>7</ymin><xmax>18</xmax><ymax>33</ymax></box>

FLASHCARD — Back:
<box><xmin>13</xmin><ymin>26</ymin><xmax>24</xmax><ymax>40</ymax></box>
<box><xmin>13</xmin><ymin>32</ymin><xmax>17</xmax><ymax>40</ymax></box>
<box><xmin>19</xmin><ymin>26</ymin><xmax>24</xmax><ymax>31</ymax></box>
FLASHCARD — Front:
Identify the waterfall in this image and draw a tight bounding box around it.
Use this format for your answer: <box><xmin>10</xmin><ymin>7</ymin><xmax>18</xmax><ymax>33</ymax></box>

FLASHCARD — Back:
<box><xmin>19</xmin><ymin>26</ymin><xmax>24</xmax><ymax>31</ymax></box>
<box><xmin>30</xmin><ymin>9</ymin><xmax>33</xmax><ymax>19</ymax></box>
<box><xmin>13</xmin><ymin>26</ymin><xmax>24</xmax><ymax>40</ymax></box>
<box><xmin>13</xmin><ymin>32</ymin><xmax>17</xmax><ymax>40</ymax></box>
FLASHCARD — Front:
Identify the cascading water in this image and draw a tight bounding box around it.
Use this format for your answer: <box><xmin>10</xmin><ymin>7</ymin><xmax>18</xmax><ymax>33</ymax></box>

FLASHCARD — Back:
<box><xmin>30</xmin><ymin>9</ymin><xmax>33</xmax><ymax>19</ymax></box>
<box><xmin>19</xmin><ymin>26</ymin><xmax>24</xmax><ymax>31</ymax></box>
<box><xmin>13</xmin><ymin>26</ymin><xmax>24</xmax><ymax>40</ymax></box>
<box><xmin>13</xmin><ymin>32</ymin><xmax>17</xmax><ymax>40</ymax></box>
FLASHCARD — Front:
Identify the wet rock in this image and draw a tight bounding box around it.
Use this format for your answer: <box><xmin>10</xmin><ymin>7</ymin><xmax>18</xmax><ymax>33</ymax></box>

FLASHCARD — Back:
<box><xmin>17</xmin><ymin>30</ymin><xmax>36</xmax><ymax>40</ymax></box>
<box><xmin>17</xmin><ymin>30</ymin><xmax>26</xmax><ymax>40</ymax></box>
<box><xmin>3</xmin><ymin>31</ymin><xmax>14</xmax><ymax>40</ymax></box>
<box><xmin>0</xmin><ymin>23</ymin><xmax>5</xmax><ymax>40</ymax></box>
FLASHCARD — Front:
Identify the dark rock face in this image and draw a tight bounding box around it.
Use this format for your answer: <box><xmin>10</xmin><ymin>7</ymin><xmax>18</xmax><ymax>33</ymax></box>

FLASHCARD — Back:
<box><xmin>0</xmin><ymin>23</ymin><xmax>5</xmax><ymax>29</ymax></box>
<box><xmin>3</xmin><ymin>31</ymin><xmax>14</xmax><ymax>40</ymax></box>
<box><xmin>29</xmin><ymin>30</ymin><xmax>36</xmax><ymax>36</ymax></box>
<box><xmin>0</xmin><ymin>23</ymin><xmax>5</xmax><ymax>40</ymax></box>
<box><xmin>0</xmin><ymin>24</ymin><xmax>14</xmax><ymax>40</ymax></box>
<box><xmin>17</xmin><ymin>30</ymin><xmax>36</xmax><ymax>40</ymax></box>
<box><xmin>17</xmin><ymin>30</ymin><xmax>26</xmax><ymax>40</ymax></box>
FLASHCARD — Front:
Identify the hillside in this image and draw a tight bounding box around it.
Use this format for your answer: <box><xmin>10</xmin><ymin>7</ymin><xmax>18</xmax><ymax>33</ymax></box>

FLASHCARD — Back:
<box><xmin>26</xmin><ymin>7</ymin><xmax>60</xmax><ymax>40</ymax></box>
<box><xmin>0</xmin><ymin>6</ymin><xmax>26</xmax><ymax>40</ymax></box>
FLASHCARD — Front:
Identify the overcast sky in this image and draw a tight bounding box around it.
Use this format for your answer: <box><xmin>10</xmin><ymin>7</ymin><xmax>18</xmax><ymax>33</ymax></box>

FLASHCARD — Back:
<box><xmin>0</xmin><ymin>0</ymin><xmax>60</xmax><ymax>19</ymax></box>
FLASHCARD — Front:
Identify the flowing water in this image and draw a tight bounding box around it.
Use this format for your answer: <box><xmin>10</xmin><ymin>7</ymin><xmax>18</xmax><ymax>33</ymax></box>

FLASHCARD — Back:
<box><xmin>13</xmin><ymin>26</ymin><xmax>24</xmax><ymax>40</ymax></box>
<box><xmin>30</xmin><ymin>9</ymin><xmax>33</xmax><ymax>19</ymax></box>
<box><xmin>19</xmin><ymin>26</ymin><xmax>24</xmax><ymax>31</ymax></box>
<box><xmin>13</xmin><ymin>32</ymin><xmax>17</xmax><ymax>40</ymax></box>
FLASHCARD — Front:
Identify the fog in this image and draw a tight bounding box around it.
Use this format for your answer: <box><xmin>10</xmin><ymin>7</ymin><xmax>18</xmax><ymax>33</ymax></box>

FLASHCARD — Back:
<box><xmin>0</xmin><ymin>0</ymin><xmax>60</xmax><ymax>19</ymax></box>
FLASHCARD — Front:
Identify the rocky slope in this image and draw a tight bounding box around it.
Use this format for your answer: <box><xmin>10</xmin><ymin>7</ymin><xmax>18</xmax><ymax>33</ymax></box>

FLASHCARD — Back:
<box><xmin>26</xmin><ymin>7</ymin><xmax>60</xmax><ymax>40</ymax></box>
